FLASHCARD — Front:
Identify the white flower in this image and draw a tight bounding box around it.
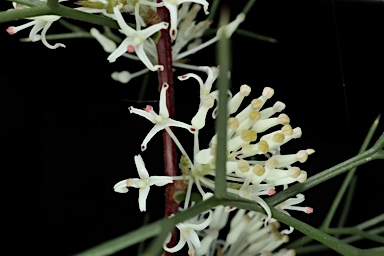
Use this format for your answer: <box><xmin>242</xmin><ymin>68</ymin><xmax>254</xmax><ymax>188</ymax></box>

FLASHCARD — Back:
<box><xmin>161</xmin><ymin>0</ymin><xmax>209</xmax><ymax>40</ymax></box>
<box><xmin>129</xmin><ymin>83</ymin><xmax>196</xmax><ymax>151</ymax></box>
<box><xmin>276</xmin><ymin>193</ymin><xmax>313</xmax><ymax>215</ymax></box>
<box><xmin>113</xmin><ymin>155</ymin><xmax>173</xmax><ymax>212</ymax></box>
<box><xmin>6</xmin><ymin>1</ymin><xmax>67</xmax><ymax>49</ymax></box>
<box><xmin>163</xmin><ymin>210</ymin><xmax>213</xmax><ymax>255</ymax></box>
<box><xmin>107</xmin><ymin>6</ymin><xmax>168</xmax><ymax>71</ymax></box>
<box><xmin>174</xmin><ymin>13</ymin><xmax>245</xmax><ymax>61</ymax></box>
<box><xmin>178</xmin><ymin>66</ymin><xmax>220</xmax><ymax>129</ymax></box>
<box><xmin>222</xmin><ymin>210</ymin><xmax>290</xmax><ymax>256</ymax></box>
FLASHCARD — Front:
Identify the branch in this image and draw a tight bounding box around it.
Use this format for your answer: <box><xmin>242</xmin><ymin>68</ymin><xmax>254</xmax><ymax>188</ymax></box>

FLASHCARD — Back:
<box><xmin>266</xmin><ymin>131</ymin><xmax>384</xmax><ymax>207</ymax></box>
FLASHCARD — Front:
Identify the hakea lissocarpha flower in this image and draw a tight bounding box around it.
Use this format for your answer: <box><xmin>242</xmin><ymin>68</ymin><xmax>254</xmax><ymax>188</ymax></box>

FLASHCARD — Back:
<box><xmin>89</xmin><ymin>3</ymin><xmax>245</xmax><ymax>83</ymax></box>
<box><xmin>128</xmin><ymin>83</ymin><xmax>196</xmax><ymax>151</ymax></box>
<box><xmin>163</xmin><ymin>209</ymin><xmax>213</xmax><ymax>256</ymax></box>
<box><xmin>116</xmin><ymin>70</ymin><xmax>312</xmax><ymax>254</ymax></box>
<box><xmin>219</xmin><ymin>210</ymin><xmax>291</xmax><ymax>256</ymax></box>
<box><xmin>158</xmin><ymin>0</ymin><xmax>209</xmax><ymax>40</ymax></box>
<box><xmin>6</xmin><ymin>1</ymin><xmax>67</xmax><ymax>49</ymax></box>
<box><xmin>196</xmin><ymin>205</ymin><xmax>230</xmax><ymax>255</ymax></box>
<box><xmin>172</xmin><ymin>3</ymin><xmax>212</xmax><ymax>57</ymax></box>
<box><xmin>187</xmin><ymin>83</ymin><xmax>314</xmax><ymax>223</ymax></box>
<box><xmin>178</xmin><ymin>66</ymin><xmax>221</xmax><ymax>129</ymax></box>
<box><xmin>269</xmin><ymin>193</ymin><xmax>313</xmax><ymax>235</ymax></box>
<box><xmin>107</xmin><ymin>6</ymin><xmax>168</xmax><ymax>71</ymax></box>
<box><xmin>113</xmin><ymin>154</ymin><xmax>173</xmax><ymax>211</ymax></box>
<box><xmin>174</xmin><ymin>12</ymin><xmax>246</xmax><ymax>62</ymax></box>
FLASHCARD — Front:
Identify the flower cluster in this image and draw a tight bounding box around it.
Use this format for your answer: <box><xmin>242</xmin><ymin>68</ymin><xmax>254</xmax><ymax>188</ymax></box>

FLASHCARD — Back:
<box><xmin>6</xmin><ymin>0</ymin><xmax>67</xmax><ymax>49</ymax></box>
<box><xmin>113</xmin><ymin>66</ymin><xmax>313</xmax><ymax>255</ymax></box>
<box><xmin>5</xmin><ymin>1</ymin><xmax>314</xmax><ymax>255</ymax></box>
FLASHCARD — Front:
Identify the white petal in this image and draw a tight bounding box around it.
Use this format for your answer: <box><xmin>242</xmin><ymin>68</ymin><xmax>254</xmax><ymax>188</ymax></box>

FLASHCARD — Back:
<box><xmin>139</xmin><ymin>21</ymin><xmax>169</xmax><ymax>40</ymax></box>
<box><xmin>159</xmin><ymin>83</ymin><xmax>170</xmax><ymax>118</ymax></box>
<box><xmin>134</xmin><ymin>43</ymin><xmax>163</xmax><ymax>71</ymax></box>
<box><xmin>195</xmin><ymin>148</ymin><xmax>213</xmax><ymax>164</ymax></box>
<box><xmin>166</xmin><ymin>118</ymin><xmax>196</xmax><ymax>133</ymax></box>
<box><xmin>186</xmin><ymin>210</ymin><xmax>213</xmax><ymax>230</ymax></box>
<box><xmin>134</xmin><ymin>155</ymin><xmax>149</xmax><ymax>179</ymax></box>
<box><xmin>112</xmin><ymin>6</ymin><xmax>135</xmax><ymax>36</ymax></box>
<box><xmin>163</xmin><ymin>232</ymin><xmax>187</xmax><ymax>253</ymax></box>
<box><xmin>191</xmin><ymin>104</ymin><xmax>211</xmax><ymax>130</ymax></box>
<box><xmin>128</xmin><ymin>106</ymin><xmax>156</xmax><ymax>123</ymax></box>
<box><xmin>113</xmin><ymin>180</ymin><xmax>129</xmax><ymax>193</ymax></box>
<box><xmin>107</xmin><ymin>37</ymin><xmax>132</xmax><ymax>63</ymax></box>
<box><xmin>138</xmin><ymin>186</ymin><xmax>150</xmax><ymax>211</ymax></box>
<box><xmin>141</xmin><ymin>124</ymin><xmax>165</xmax><ymax>151</ymax></box>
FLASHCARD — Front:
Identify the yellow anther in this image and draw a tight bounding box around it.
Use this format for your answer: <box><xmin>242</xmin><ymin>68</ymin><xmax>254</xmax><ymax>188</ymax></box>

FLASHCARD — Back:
<box><xmin>228</xmin><ymin>117</ymin><xmax>239</xmax><ymax>130</ymax></box>
<box><xmin>238</xmin><ymin>160</ymin><xmax>250</xmax><ymax>173</ymax></box>
<box><xmin>266</xmin><ymin>157</ymin><xmax>278</xmax><ymax>169</ymax></box>
<box><xmin>251</xmin><ymin>99</ymin><xmax>263</xmax><ymax>110</ymax></box>
<box><xmin>273</xmin><ymin>133</ymin><xmax>285</xmax><ymax>143</ymax></box>
<box><xmin>241</xmin><ymin>130</ymin><xmax>257</xmax><ymax>142</ymax></box>
<box><xmin>258</xmin><ymin>140</ymin><xmax>269</xmax><ymax>153</ymax></box>
<box><xmin>252</xmin><ymin>164</ymin><xmax>265</xmax><ymax>176</ymax></box>
<box><xmin>249</xmin><ymin>110</ymin><xmax>261</xmax><ymax>121</ymax></box>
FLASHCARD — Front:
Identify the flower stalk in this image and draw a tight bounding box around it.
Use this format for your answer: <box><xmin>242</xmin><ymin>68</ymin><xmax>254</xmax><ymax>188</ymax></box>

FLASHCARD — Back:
<box><xmin>155</xmin><ymin>2</ymin><xmax>178</xmax><ymax>255</ymax></box>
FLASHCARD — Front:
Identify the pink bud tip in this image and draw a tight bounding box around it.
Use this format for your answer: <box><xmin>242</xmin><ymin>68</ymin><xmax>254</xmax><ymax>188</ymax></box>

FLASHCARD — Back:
<box><xmin>6</xmin><ymin>27</ymin><xmax>14</xmax><ymax>35</ymax></box>
<box><xmin>141</xmin><ymin>145</ymin><xmax>146</xmax><ymax>151</ymax></box>
<box><xmin>188</xmin><ymin>249</ymin><xmax>195</xmax><ymax>256</ymax></box>
<box><xmin>268</xmin><ymin>189</ymin><xmax>276</xmax><ymax>196</ymax></box>
<box><xmin>127</xmin><ymin>45</ymin><xmax>135</xmax><ymax>53</ymax></box>
<box><xmin>144</xmin><ymin>105</ymin><xmax>153</xmax><ymax>112</ymax></box>
<box><xmin>128</xmin><ymin>106</ymin><xmax>133</xmax><ymax>112</ymax></box>
<box><xmin>306</xmin><ymin>207</ymin><xmax>314</xmax><ymax>214</ymax></box>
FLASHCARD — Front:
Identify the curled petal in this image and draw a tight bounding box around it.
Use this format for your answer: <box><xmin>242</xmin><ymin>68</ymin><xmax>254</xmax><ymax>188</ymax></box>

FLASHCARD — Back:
<box><xmin>113</xmin><ymin>180</ymin><xmax>129</xmax><ymax>193</ymax></box>
<box><xmin>186</xmin><ymin>210</ymin><xmax>213</xmax><ymax>230</ymax></box>
<box><xmin>163</xmin><ymin>233</ymin><xmax>187</xmax><ymax>253</ymax></box>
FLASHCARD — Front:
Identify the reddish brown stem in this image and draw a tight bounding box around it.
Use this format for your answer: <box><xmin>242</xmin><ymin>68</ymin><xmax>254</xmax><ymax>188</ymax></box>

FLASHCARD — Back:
<box><xmin>156</xmin><ymin>3</ymin><xmax>179</xmax><ymax>255</ymax></box>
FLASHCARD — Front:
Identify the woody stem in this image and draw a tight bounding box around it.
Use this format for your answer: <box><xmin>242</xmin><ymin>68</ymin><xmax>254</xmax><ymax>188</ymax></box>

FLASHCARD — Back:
<box><xmin>156</xmin><ymin>3</ymin><xmax>178</xmax><ymax>256</ymax></box>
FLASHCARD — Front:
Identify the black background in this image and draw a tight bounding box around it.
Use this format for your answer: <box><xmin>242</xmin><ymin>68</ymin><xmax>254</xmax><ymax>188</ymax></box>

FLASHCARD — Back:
<box><xmin>1</xmin><ymin>0</ymin><xmax>384</xmax><ymax>255</ymax></box>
